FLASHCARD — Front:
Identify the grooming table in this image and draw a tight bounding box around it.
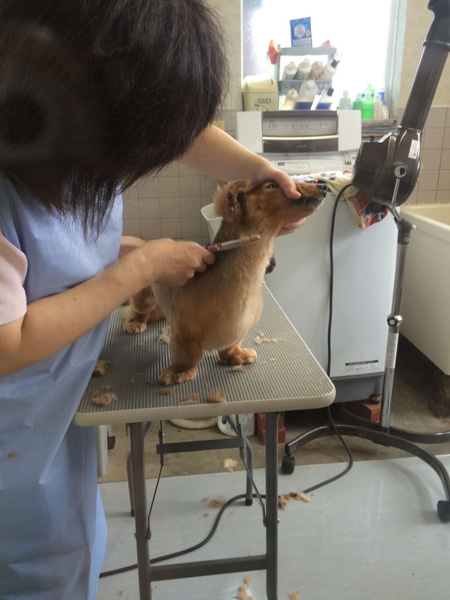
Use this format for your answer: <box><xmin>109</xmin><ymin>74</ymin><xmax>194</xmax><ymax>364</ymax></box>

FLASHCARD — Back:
<box><xmin>74</xmin><ymin>286</ymin><xmax>335</xmax><ymax>600</ymax></box>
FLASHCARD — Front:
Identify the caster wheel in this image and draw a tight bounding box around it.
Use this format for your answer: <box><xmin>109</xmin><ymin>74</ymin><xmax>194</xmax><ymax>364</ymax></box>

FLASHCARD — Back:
<box><xmin>281</xmin><ymin>455</ymin><xmax>295</xmax><ymax>475</ymax></box>
<box><xmin>245</xmin><ymin>498</ymin><xmax>253</xmax><ymax>506</ymax></box>
<box><xmin>437</xmin><ymin>500</ymin><xmax>450</xmax><ymax>523</ymax></box>
<box><xmin>107</xmin><ymin>435</ymin><xmax>116</xmax><ymax>450</ymax></box>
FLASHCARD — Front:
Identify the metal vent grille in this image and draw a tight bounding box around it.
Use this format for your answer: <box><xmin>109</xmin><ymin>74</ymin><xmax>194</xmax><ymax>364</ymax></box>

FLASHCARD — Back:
<box><xmin>75</xmin><ymin>286</ymin><xmax>334</xmax><ymax>425</ymax></box>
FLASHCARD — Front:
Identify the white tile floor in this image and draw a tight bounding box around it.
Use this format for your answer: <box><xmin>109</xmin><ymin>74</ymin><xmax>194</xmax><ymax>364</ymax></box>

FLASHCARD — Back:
<box><xmin>98</xmin><ymin>455</ymin><xmax>450</xmax><ymax>600</ymax></box>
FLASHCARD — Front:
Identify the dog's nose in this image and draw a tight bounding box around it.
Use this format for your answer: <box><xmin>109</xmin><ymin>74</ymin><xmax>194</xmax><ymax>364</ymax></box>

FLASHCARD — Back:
<box><xmin>316</xmin><ymin>183</ymin><xmax>328</xmax><ymax>196</ymax></box>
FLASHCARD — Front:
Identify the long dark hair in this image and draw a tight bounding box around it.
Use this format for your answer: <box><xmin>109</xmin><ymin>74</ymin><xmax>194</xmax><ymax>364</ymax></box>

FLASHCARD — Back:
<box><xmin>0</xmin><ymin>0</ymin><xmax>228</xmax><ymax>231</ymax></box>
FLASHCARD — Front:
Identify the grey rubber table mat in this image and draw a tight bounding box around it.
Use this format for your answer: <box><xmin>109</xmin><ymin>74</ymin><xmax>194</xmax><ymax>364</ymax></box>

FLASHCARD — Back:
<box><xmin>74</xmin><ymin>286</ymin><xmax>335</xmax><ymax>425</ymax></box>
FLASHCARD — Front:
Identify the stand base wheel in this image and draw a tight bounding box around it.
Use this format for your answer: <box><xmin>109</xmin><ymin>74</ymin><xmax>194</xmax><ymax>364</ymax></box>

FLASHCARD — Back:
<box><xmin>281</xmin><ymin>454</ymin><xmax>295</xmax><ymax>475</ymax></box>
<box><xmin>107</xmin><ymin>435</ymin><xmax>116</xmax><ymax>450</ymax></box>
<box><xmin>437</xmin><ymin>500</ymin><xmax>450</xmax><ymax>523</ymax></box>
<box><xmin>245</xmin><ymin>498</ymin><xmax>253</xmax><ymax>506</ymax></box>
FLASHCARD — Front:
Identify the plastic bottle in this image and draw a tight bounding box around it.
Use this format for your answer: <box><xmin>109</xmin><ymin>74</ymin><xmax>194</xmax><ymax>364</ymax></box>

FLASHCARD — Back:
<box><xmin>316</xmin><ymin>87</ymin><xmax>334</xmax><ymax>109</ymax></box>
<box><xmin>294</xmin><ymin>80</ymin><xmax>318</xmax><ymax>109</ymax></box>
<box><xmin>338</xmin><ymin>90</ymin><xmax>351</xmax><ymax>110</ymax></box>
<box><xmin>282</xmin><ymin>61</ymin><xmax>297</xmax><ymax>81</ymax></box>
<box><xmin>309</xmin><ymin>61</ymin><xmax>324</xmax><ymax>80</ymax></box>
<box><xmin>280</xmin><ymin>61</ymin><xmax>297</xmax><ymax>94</ymax></box>
<box><xmin>282</xmin><ymin>88</ymin><xmax>299</xmax><ymax>110</ymax></box>
<box><xmin>352</xmin><ymin>92</ymin><xmax>363</xmax><ymax>112</ymax></box>
<box><xmin>363</xmin><ymin>83</ymin><xmax>375</xmax><ymax>99</ymax></box>
<box><xmin>374</xmin><ymin>94</ymin><xmax>384</xmax><ymax>119</ymax></box>
<box><xmin>296</xmin><ymin>58</ymin><xmax>311</xmax><ymax>80</ymax></box>
<box><xmin>319</xmin><ymin>59</ymin><xmax>339</xmax><ymax>81</ymax></box>
<box><xmin>362</xmin><ymin>91</ymin><xmax>375</xmax><ymax>119</ymax></box>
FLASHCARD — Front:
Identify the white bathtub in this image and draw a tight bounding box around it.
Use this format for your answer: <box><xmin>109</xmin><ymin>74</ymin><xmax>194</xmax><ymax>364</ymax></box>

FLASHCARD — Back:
<box><xmin>400</xmin><ymin>203</ymin><xmax>450</xmax><ymax>375</ymax></box>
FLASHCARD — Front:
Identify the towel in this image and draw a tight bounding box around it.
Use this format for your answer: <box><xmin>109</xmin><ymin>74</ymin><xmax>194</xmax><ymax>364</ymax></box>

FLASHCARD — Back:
<box><xmin>294</xmin><ymin>170</ymin><xmax>389</xmax><ymax>229</ymax></box>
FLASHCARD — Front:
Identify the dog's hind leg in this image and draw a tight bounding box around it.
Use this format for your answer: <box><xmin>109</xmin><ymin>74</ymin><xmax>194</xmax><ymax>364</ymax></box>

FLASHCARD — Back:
<box><xmin>218</xmin><ymin>341</ymin><xmax>257</xmax><ymax>366</ymax></box>
<box><xmin>159</xmin><ymin>336</ymin><xmax>203</xmax><ymax>385</ymax></box>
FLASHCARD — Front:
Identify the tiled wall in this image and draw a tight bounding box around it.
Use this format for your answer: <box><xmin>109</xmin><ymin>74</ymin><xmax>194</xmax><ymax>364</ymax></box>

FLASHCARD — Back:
<box><xmin>398</xmin><ymin>106</ymin><xmax>450</xmax><ymax>205</ymax></box>
<box><xmin>122</xmin><ymin>164</ymin><xmax>221</xmax><ymax>245</ymax></box>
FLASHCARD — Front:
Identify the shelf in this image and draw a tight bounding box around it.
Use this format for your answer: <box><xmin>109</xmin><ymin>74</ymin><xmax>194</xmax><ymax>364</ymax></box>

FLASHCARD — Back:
<box><xmin>274</xmin><ymin>46</ymin><xmax>337</xmax><ymax>85</ymax></box>
<box><xmin>277</xmin><ymin>46</ymin><xmax>337</xmax><ymax>57</ymax></box>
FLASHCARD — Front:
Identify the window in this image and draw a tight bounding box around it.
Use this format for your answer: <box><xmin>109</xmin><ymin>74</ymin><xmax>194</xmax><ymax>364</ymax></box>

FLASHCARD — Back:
<box><xmin>243</xmin><ymin>0</ymin><xmax>405</xmax><ymax>115</ymax></box>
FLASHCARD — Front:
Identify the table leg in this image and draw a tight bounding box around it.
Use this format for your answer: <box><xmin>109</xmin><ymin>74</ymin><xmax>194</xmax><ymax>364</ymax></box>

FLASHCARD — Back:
<box><xmin>265</xmin><ymin>412</ymin><xmax>279</xmax><ymax>600</ymax></box>
<box><xmin>127</xmin><ymin>422</ymin><xmax>152</xmax><ymax>516</ymax></box>
<box><xmin>129</xmin><ymin>422</ymin><xmax>151</xmax><ymax>600</ymax></box>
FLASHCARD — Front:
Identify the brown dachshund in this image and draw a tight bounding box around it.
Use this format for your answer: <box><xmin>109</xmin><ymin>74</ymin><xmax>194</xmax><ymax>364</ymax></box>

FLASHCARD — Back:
<box><xmin>123</xmin><ymin>179</ymin><xmax>326</xmax><ymax>385</ymax></box>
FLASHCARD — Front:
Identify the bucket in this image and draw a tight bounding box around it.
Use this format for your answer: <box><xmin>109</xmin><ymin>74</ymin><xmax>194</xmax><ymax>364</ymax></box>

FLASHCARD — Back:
<box><xmin>201</xmin><ymin>203</ymin><xmax>223</xmax><ymax>244</ymax></box>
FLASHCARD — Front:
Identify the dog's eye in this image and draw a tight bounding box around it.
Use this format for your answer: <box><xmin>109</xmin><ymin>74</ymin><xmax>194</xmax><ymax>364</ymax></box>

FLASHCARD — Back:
<box><xmin>266</xmin><ymin>183</ymin><xmax>278</xmax><ymax>189</ymax></box>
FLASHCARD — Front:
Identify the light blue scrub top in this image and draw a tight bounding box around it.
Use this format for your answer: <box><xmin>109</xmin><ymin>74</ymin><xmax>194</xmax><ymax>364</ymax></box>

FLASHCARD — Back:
<box><xmin>0</xmin><ymin>172</ymin><xmax>122</xmax><ymax>600</ymax></box>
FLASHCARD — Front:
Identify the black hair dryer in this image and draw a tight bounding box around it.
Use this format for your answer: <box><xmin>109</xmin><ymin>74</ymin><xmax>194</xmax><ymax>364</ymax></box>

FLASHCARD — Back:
<box><xmin>353</xmin><ymin>0</ymin><xmax>450</xmax><ymax>208</ymax></box>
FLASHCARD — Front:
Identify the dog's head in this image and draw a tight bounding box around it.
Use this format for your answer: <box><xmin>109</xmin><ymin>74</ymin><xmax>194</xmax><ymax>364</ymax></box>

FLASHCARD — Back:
<box><xmin>213</xmin><ymin>179</ymin><xmax>326</xmax><ymax>234</ymax></box>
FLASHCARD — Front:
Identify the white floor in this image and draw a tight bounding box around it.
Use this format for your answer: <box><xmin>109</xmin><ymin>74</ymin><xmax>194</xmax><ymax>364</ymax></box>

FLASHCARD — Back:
<box><xmin>98</xmin><ymin>455</ymin><xmax>450</xmax><ymax>600</ymax></box>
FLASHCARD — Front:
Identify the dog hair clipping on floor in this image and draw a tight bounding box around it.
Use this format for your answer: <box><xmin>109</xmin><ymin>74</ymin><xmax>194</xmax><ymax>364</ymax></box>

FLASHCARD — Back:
<box><xmin>294</xmin><ymin>491</ymin><xmax>311</xmax><ymax>503</ymax></box>
<box><xmin>92</xmin><ymin>360</ymin><xmax>111</xmax><ymax>377</ymax></box>
<box><xmin>207</xmin><ymin>391</ymin><xmax>227</xmax><ymax>404</ymax></box>
<box><xmin>289</xmin><ymin>592</ymin><xmax>300</xmax><ymax>600</ymax></box>
<box><xmin>278</xmin><ymin>493</ymin><xmax>294</xmax><ymax>511</ymax></box>
<box><xmin>231</xmin><ymin>365</ymin><xmax>246</xmax><ymax>372</ymax></box>
<box><xmin>243</xmin><ymin>576</ymin><xmax>252</xmax><ymax>586</ymax></box>
<box><xmin>180</xmin><ymin>394</ymin><xmax>200</xmax><ymax>405</ymax></box>
<box><xmin>92</xmin><ymin>392</ymin><xmax>117</xmax><ymax>406</ymax></box>
<box><xmin>223</xmin><ymin>458</ymin><xmax>238</xmax><ymax>472</ymax></box>
<box><xmin>130</xmin><ymin>372</ymin><xmax>142</xmax><ymax>383</ymax></box>
<box><xmin>234</xmin><ymin>586</ymin><xmax>253</xmax><ymax>600</ymax></box>
<box><xmin>208</xmin><ymin>498</ymin><xmax>224</xmax><ymax>509</ymax></box>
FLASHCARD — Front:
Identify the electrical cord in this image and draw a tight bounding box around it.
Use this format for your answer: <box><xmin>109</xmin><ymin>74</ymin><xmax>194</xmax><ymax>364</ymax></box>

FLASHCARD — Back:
<box><xmin>320</xmin><ymin>183</ymin><xmax>355</xmax><ymax>488</ymax></box>
<box><xmin>100</xmin><ymin>182</ymin><xmax>356</xmax><ymax>579</ymax></box>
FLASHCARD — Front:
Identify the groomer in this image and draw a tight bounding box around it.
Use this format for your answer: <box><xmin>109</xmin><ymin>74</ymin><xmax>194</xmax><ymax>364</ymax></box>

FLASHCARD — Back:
<box><xmin>0</xmin><ymin>2</ymin><xmax>303</xmax><ymax>598</ymax></box>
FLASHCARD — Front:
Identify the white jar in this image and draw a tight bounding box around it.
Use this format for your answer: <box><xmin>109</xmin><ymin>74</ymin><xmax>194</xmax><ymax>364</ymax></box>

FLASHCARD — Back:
<box><xmin>218</xmin><ymin>414</ymin><xmax>255</xmax><ymax>437</ymax></box>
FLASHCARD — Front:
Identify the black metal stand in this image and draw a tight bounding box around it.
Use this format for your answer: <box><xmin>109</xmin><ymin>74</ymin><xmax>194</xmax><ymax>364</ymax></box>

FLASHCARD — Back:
<box><xmin>282</xmin><ymin>189</ymin><xmax>450</xmax><ymax>524</ymax></box>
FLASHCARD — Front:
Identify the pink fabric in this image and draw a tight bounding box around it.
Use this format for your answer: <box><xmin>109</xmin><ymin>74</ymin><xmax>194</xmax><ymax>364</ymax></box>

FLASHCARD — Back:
<box><xmin>0</xmin><ymin>228</ymin><xmax>28</xmax><ymax>325</ymax></box>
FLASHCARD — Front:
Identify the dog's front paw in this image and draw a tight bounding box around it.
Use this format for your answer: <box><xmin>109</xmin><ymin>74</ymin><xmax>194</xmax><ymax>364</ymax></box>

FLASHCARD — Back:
<box><xmin>124</xmin><ymin>319</ymin><xmax>148</xmax><ymax>334</ymax></box>
<box><xmin>219</xmin><ymin>347</ymin><xmax>257</xmax><ymax>366</ymax></box>
<box><xmin>160</xmin><ymin>367</ymin><xmax>197</xmax><ymax>385</ymax></box>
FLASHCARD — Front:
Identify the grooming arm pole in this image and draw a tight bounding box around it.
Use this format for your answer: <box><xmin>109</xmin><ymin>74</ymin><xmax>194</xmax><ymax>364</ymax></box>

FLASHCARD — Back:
<box><xmin>380</xmin><ymin>211</ymin><xmax>415</xmax><ymax>429</ymax></box>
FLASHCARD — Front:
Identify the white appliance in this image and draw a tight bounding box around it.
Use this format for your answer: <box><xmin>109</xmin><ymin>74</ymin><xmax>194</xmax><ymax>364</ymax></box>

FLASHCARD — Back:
<box><xmin>236</xmin><ymin>111</ymin><xmax>398</xmax><ymax>402</ymax></box>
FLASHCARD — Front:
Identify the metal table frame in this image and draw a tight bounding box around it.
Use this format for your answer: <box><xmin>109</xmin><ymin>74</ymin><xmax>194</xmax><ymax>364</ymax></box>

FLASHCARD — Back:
<box><xmin>128</xmin><ymin>412</ymin><xmax>279</xmax><ymax>600</ymax></box>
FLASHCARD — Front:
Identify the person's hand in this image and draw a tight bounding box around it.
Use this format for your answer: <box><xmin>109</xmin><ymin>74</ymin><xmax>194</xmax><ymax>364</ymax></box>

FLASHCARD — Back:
<box><xmin>252</xmin><ymin>165</ymin><xmax>307</xmax><ymax>236</ymax></box>
<box><xmin>136</xmin><ymin>239</ymin><xmax>215</xmax><ymax>287</ymax></box>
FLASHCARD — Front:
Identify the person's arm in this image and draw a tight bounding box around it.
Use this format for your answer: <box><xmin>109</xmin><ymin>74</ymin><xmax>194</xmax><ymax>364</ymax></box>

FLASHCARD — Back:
<box><xmin>179</xmin><ymin>125</ymin><xmax>306</xmax><ymax>233</ymax></box>
<box><xmin>0</xmin><ymin>239</ymin><xmax>214</xmax><ymax>375</ymax></box>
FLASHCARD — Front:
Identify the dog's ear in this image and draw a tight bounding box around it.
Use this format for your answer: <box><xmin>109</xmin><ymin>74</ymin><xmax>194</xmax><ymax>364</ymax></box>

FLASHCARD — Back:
<box><xmin>213</xmin><ymin>183</ymin><xmax>246</xmax><ymax>224</ymax></box>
